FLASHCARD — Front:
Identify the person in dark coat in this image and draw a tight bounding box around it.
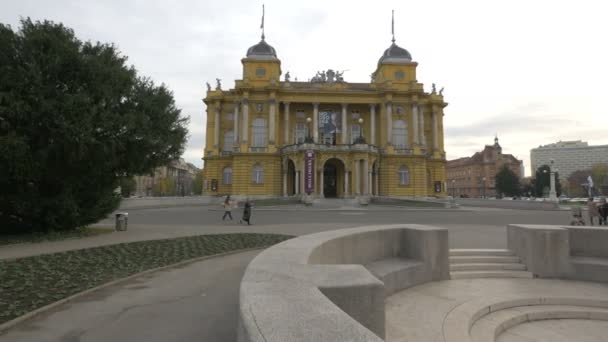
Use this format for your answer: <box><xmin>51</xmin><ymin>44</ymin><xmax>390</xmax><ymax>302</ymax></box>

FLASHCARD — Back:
<box><xmin>240</xmin><ymin>200</ymin><xmax>252</xmax><ymax>225</ymax></box>
<box><xmin>598</xmin><ymin>197</ymin><xmax>608</xmax><ymax>226</ymax></box>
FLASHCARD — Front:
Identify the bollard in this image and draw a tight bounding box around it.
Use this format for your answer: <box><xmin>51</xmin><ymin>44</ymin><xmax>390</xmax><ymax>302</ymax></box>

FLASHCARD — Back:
<box><xmin>115</xmin><ymin>212</ymin><xmax>129</xmax><ymax>231</ymax></box>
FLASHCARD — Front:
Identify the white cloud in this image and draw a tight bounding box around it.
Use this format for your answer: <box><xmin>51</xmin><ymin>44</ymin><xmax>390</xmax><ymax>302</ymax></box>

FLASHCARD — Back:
<box><xmin>3</xmin><ymin>0</ymin><xmax>607</xmax><ymax>173</ymax></box>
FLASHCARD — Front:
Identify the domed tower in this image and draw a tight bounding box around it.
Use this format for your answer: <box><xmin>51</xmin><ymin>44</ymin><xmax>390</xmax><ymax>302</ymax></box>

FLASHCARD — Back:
<box><xmin>372</xmin><ymin>12</ymin><xmax>417</xmax><ymax>85</ymax></box>
<box><xmin>241</xmin><ymin>15</ymin><xmax>281</xmax><ymax>87</ymax></box>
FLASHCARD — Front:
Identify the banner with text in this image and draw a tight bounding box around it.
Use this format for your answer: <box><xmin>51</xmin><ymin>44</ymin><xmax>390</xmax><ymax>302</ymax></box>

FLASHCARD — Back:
<box><xmin>304</xmin><ymin>150</ymin><xmax>315</xmax><ymax>194</ymax></box>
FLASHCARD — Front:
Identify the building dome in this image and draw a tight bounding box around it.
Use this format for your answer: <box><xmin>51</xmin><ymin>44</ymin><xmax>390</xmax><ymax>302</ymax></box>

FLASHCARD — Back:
<box><xmin>246</xmin><ymin>39</ymin><xmax>278</xmax><ymax>60</ymax></box>
<box><xmin>378</xmin><ymin>42</ymin><xmax>412</xmax><ymax>65</ymax></box>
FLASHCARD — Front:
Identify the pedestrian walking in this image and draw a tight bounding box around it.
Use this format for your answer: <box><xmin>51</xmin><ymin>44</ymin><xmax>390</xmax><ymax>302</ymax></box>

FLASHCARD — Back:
<box><xmin>587</xmin><ymin>197</ymin><xmax>599</xmax><ymax>226</ymax></box>
<box><xmin>222</xmin><ymin>195</ymin><xmax>233</xmax><ymax>221</ymax></box>
<box><xmin>240</xmin><ymin>200</ymin><xmax>253</xmax><ymax>225</ymax></box>
<box><xmin>598</xmin><ymin>197</ymin><xmax>608</xmax><ymax>226</ymax></box>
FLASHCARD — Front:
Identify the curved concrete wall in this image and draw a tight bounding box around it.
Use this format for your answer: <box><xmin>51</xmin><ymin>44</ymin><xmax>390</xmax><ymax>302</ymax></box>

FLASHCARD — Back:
<box><xmin>238</xmin><ymin>224</ymin><xmax>449</xmax><ymax>342</ymax></box>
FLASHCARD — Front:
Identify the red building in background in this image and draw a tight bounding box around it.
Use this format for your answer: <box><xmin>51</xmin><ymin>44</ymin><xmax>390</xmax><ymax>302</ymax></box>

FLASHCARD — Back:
<box><xmin>446</xmin><ymin>137</ymin><xmax>523</xmax><ymax>198</ymax></box>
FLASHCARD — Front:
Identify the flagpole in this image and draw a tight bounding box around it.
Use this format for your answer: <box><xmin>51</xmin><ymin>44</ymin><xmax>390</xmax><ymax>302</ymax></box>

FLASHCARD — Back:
<box><xmin>391</xmin><ymin>9</ymin><xmax>395</xmax><ymax>43</ymax></box>
<box><xmin>261</xmin><ymin>4</ymin><xmax>265</xmax><ymax>40</ymax></box>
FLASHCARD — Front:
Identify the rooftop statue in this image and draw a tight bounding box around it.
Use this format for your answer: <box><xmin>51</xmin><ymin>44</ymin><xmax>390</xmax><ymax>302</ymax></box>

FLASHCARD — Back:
<box><xmin>215</xmin><ymin>78</ymin><xmax>222</xmax><ymax>90</ymax></box>
<box><xmin>336</xmin><ymin>70</ymin><xmax>345</xmax><ymax>82</ymax></box>
<box><xmin>310</xmin><ymin>69</ymin><xmax>346</xmax><ymax>83</ymax></box>
<box><xmin>326</xmin><ymin>69</ymin><xmax>335</xmax><ymax>83</ymax></box>
<box><xmin>284</xmin><ymin>71</ymin><xmax>291</xmax><ymax>82</ymax></box>
<box><xmin>439</xmin><ymin>87</ymin><xmax>444</xmax><ymax>96</ymax></box>
<box><xmin>431</xmin><ymin>83</ymin><xmax>436</xmax><ymax>94</ymax></box>
<box><xmin>206</xmin><ymin>82</ymin><xmax>211</xmax><ymax>92</ymax></box>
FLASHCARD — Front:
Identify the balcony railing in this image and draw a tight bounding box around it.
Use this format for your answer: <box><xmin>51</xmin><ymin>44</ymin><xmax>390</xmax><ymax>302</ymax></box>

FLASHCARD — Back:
<box><xmin>249</xmin><ymin>147</ymin><xmax>268</xmax><ymax>153</ymax></box>
<box><xmin>280</xmin><ymin>143</ymin><xmax>379</xmax><ymax>154</ymax></box>
<box><xmin>220</xmin><ymin>151</ymin><xmax>233</xmax><ymax>156</ymax></box>
<box><xmin>394</xmin><ymin>148</ymin><xmax>414</xmax><ymax>155</ymax></box>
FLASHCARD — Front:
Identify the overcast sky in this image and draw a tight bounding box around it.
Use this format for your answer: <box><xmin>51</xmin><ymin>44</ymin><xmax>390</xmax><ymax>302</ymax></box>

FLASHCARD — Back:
<box><xmin>3</xmin><ymin>0</ymin><xmax>607</xmax><ymax>176</ymax></box>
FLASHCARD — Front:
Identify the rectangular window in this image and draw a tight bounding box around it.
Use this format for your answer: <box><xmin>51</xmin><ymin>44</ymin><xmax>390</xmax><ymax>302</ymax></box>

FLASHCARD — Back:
<box><xmin>350</xmin><ymin>124</ymin><xmax>361</xmax><ymax>144</ymax></box>
<box><xmin>294</xmin><ymin>123</ymin><xmax>308</xmax><ymax>144</ymax></box>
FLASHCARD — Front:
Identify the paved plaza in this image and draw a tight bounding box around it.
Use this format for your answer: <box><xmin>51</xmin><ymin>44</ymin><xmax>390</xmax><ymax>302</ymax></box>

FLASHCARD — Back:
<box><xmin>386</xmin><ymin>278</ymin><xmax>608</xmax><ymax>342</ymax></box>
<box><xmin>0</xmin><ymin>204</ymin><xmax>598</xmax><ymax>342</ymax></box>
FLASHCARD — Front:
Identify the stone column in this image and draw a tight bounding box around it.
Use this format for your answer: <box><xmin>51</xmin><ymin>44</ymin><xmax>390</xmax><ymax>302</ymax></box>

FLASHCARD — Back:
<box><xmin>295</xmin><ymin>171</ymin><xmax>300</xmax><ymax>195</ymax></box>
<box><xmin>354</xmin><ymin>160</ymin><xmax>360</xmax><ymax>195</ymax></box>
<box><xmin>419</xmin><ymin>106</ymin><xmax>425</xmax><ymax>146</ymax></box>
<box><xmin>386</xmin><ymin>102</ymin><xmax>393</xmax><ymax>144</ymax></box>
<box><xmin>283</xmin><ymin>102</ymin><xmax>290</xmax><ymax>145</ymax></box>
<box><xmin>319</xmin><ymin>167</ymin><xmax>324</xmax><ymax>198</ymax></box>
<box><xmin>374</xmin><ymin>167</ymin><xmax>379</xmax><ymax>196</ymax></box>
<box><xmin>344</xmin><ymin>170</ymin><xmax>349</xmax><ymax>197</ymax></box>
<box><xmin>233</xmin><ymin>102</ymin><xmax>239</xmax><ymax>145</ymax></box>
<box><xmin>269</xmin><ymin>99</ymin><xmax>276</xmax><ymax>144</ymax></box>
<box><xmin>242</xmin><ymin>99</ymin><xmax>249</xmax><ymax>144</ymax></box>
<box><xmin>412</xmin><ymin>103</ymin><xmax>419</xmax><ymax>146</ymax></box>
<box><xmin>283</xmin><ymin>171</ymin><xmax>288</xmax><ymax>197</ymax></box>
<box><xmin>214</xmin><ymin>104</ymin><xmax>220</xmax><ymax>148</ymax></box>
<box><xmin>341</xmin><ymin>103</ymin><xmax>348</xmax><ymax>144</ymax></box>
<box><xmin>313</xmin><ymin>102</ymin><xmax>319</xmax><ymax>143</ymax></box>
<box><xmin>363</xmin><ymin>159</ymin><xmax>369</xmax><ymax>195</ymax></box>
<box><xmin>370</xmin><ymin>104</ymin><xmax>376</xmax><ymax>145</ymax></box>
<box><xmin>432</xmin><ymin>106</ymin><xmax>438</xmax><ymax>150</ymax></box>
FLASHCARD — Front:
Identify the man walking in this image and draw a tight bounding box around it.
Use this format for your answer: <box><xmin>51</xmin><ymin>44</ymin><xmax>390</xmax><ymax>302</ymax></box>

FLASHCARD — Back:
<box><xmin>240</xmin><ymin>200</ymin><xmax>253</xmax><ymax>225</ymax></box>
<box><xmin>598</xmin><ymin>197</ymin><xmax>608</xmax><ymax>226</ymax></box>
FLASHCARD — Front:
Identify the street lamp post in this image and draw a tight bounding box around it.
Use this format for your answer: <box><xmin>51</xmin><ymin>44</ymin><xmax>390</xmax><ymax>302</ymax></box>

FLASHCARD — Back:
<box><xmin>482</xmin><ymin>176</ymin><xmax>486</xmax><ymax>198</ymax></box>
<box><xmin>304</xmin><ymin>117</ymin><xmax>314</xmax><ymax>143</ymax></box>
<box><xmin>549</xmin><ymin>159</ymin><xmax>557</xmax><ymax>202</ymax></box>
<box><xmin>452</xmin><ymin>179</ymin><xmax>456</xmax><ymax>198</ymax></box>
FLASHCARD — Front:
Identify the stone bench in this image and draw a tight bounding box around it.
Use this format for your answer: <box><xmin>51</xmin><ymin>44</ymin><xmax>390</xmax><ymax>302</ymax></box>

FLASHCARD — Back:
<box><xmin>365</xmin><ymin>258</ymin><xmax>425</xmax><ymax>296</ymax></box>
<box><xmin>507</xmin><ymin>224</ymin><xmax>608</xmax><ymax>283</ymax></box>
<box><xmin>238</xmin><ymin>224</ymin><xmax>449</xmax><ymax>342</ymax></box>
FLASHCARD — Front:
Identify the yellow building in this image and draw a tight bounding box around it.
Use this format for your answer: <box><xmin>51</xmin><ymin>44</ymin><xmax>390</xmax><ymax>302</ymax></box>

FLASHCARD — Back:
<box><xmin>202</xmin><ymin>28</ymin><xmax>448</xmax><ymax>199</ymax></box>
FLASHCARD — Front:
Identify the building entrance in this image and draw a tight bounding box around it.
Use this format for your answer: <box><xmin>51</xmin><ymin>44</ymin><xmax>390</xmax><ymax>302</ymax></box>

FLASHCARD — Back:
<box><xmin>323</xmin><ymin>158</ymin><xmax>345</xmax><ymax>198</ymax></box>
<box><xmin>323</xmin><ymin>164</ymin><xmax>337</xmax><ymax>198</ymax></box>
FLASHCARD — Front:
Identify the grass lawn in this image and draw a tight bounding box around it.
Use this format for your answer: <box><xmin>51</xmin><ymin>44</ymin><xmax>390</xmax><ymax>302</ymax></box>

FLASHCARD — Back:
<box><xmin>0</xmin><ymin>233</ymin><xmax>291</xmax><ymax>324</ymax></box>
<box><xmin>0</xmin><ymin>227</ymin><xmax>114</xmax><ymax>246</ymax></box>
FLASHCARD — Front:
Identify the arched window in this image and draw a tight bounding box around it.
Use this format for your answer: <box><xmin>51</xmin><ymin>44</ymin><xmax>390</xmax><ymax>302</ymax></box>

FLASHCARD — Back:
<box><xmin>223</xmin><ymin>167</ymin><xmax>233</xmax><ymax>185</ymax></box>
<box><xmin>398</xmin><ymin>165</ymin><xmax>410</xmax><ymax>185</ymax></box>
<box><xmin>252</xmin><ymin>118</ymin><xmax>267</xmax><ymax>147</ymax></box>
<box><xmin>252</xmin><ymin>164</ymin><xmax>264</xmax><ymax>184</ymax></box>
<box><xmin>350</xmin><ymin>124</ymin><xmax>361</xmax><ymax>144</ymax></box>
<box><xmin>223</xmin><ymin>130</ymin><xmax>234</xmax><ymax>152</ymax></box>
<box><xmin>392</xmin><ymin>120</ymin><xmax>408</xmax><ymax>148</ymax></box>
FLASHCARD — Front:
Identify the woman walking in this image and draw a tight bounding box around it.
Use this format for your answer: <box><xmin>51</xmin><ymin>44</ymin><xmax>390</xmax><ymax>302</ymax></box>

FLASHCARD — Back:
<box><xmin>240</xmin><ymin>200</ymin><xmax>252</xmax><ymax>225</ymax></box>
<box><xmin>222</xmin><ymin>195</ymin><xmax>233</xmax><ymax>221</ymax></box>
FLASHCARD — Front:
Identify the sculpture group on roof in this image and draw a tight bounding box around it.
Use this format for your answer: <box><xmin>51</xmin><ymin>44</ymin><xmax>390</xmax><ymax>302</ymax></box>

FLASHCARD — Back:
<box><xmin>310</xmin><ymin>69</ymin><xmax>346</xmax><ymax>83</ymax></box>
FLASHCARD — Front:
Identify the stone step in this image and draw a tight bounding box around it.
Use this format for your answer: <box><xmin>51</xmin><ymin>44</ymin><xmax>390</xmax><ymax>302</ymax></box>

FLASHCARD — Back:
<box><xmin>450</xmin><ymin>270</ymin><xmax>534</xmax><ymax>280</ymax></box>
<box><xmin>449</xmin><ymin>248</ymin><xmax>514</xmax><ymax>257</ymax></box>
<box><xmin>449</xmin><ymin>263</ymin><xmax>527</xmax><ymax>272</ymax></box>
<box><xmin>449</xmin><ymin>255</ymin><xmax>520</xmax><ymax>264</ymax></box>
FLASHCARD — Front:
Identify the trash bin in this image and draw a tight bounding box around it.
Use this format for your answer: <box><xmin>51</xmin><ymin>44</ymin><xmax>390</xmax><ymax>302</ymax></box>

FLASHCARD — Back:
<box><xmin>115</xmin><ymin>212</ymin><xmax>128</xmax><ymax>231</ymax></box>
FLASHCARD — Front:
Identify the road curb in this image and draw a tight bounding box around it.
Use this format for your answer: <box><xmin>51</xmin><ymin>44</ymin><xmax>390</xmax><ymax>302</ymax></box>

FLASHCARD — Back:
<box><xmin>0</xmin><ymin>246</ymin><xmax>265</xmax><ymax>335</ymax></box>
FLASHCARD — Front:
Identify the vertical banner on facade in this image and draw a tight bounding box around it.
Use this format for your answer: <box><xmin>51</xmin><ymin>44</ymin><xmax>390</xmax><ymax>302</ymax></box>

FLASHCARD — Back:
<box><xmin>304</xmin><ymin>150</ymin><xmax>315</xmax><ymax>194</ymax></box>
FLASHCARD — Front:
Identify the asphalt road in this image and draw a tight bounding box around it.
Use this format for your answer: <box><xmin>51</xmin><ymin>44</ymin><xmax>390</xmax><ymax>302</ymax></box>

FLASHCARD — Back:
<box><xmin>0</xmin><ymin>206</ymin><xmax>573</xmax><ymax>342</ymax></box>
